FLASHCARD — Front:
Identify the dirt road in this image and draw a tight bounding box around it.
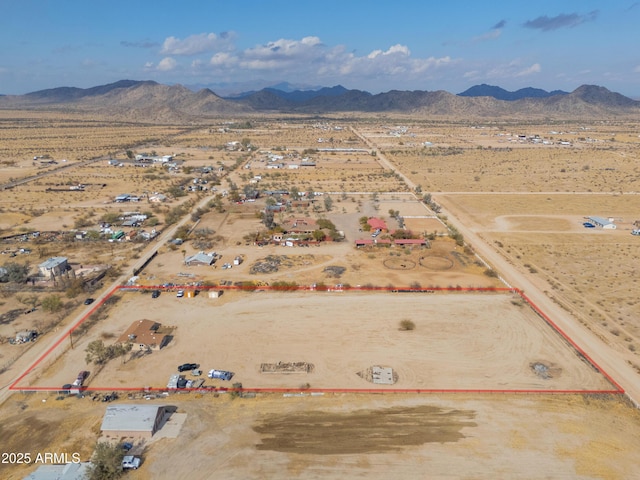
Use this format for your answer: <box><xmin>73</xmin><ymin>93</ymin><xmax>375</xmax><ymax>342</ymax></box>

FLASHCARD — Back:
<box><xmin>352</xmin><ymin>126</ymin><xmax>640</xmax><ymax>406</ymax></box>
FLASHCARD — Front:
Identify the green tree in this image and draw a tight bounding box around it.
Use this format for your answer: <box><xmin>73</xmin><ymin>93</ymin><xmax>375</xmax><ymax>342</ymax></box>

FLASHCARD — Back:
<box><xmin>41</xmin><ymin>295</ymin><xmax>63</xmax><ymax>313</ymax></box>
<box><xmin>262</xmin><ymin>210</ymin><xmax>275</xmax><ymax>229</ymax></box>
<box><xmin>88</xmin><ymin>442</ymin><xmax>124</xmax><ymax>480</ymax></box>
<box><xmin>0</xmin><ymin>262</ymin><xmax>30</xmax><ymax>283</ymax></box>
<box><xmin>85</xmin><ymin>340</ymin><xmax>110</xmax><ymax>365</ymax></box>
<box><xmin>126</xmin><ymin>150</ymin><xmax>134</xmax><ymax>159</ymax></box>
<box><xmin>324</xmin><ymin>195</ymin><xmax>333</xmax><ymax>212</ymax></box>
<box><xmin>312</xmin><ymin>230</ymin><xmax>326</xmax><ymax>242</ymax></box>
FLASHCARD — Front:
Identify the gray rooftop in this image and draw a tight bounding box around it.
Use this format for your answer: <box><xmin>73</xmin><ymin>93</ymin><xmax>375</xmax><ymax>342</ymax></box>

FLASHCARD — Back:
<box><xmin>23</xmin><ymin>462</ymin><xmax>91</xmax><ymax>480</ymax></box>
<box><xmin>101</xmin><ymin>404</ymin><xmax>164</xmax><ymax>432</ymax></box>
<box><xmin>185</xmin><ymin>252</ymin><xmax>215</xmax><ymax>265</ymax></box>
<box><xmin>588</xmin><ymin>216</ymin><xmax>615</xmax><ymax>225</ymax></box>
<box><xmin>38</xmin><ymin>257</ymin><xmax>68</xmax><ymax>269</ymax></box>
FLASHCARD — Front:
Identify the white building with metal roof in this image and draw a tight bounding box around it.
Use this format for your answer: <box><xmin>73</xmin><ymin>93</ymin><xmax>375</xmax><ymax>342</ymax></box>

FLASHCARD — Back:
<box><xmin>23</xmin><ymin>462</ymin><xmax>91</xmax><ymax>480</ymax></box>
<box><xmin>101</xmin><ymin>404</ymin><xmax>167</xmax><ymax>439</ymax></box>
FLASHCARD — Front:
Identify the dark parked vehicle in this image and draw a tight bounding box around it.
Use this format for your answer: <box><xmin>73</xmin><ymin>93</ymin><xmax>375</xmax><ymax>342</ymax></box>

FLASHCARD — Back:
<box><xmin>178</xmin><ymin>363</ymin><xmax>199</xmax><ymax>372</ymax></box>
<box><xmin>151</xmin><ymin>290</ymin><xmax>160</xmax><ymax>298</ymax></box>
<box><xmin>73</xmin><ymin>370</ymin><xmax>89</xmax><ymax>386</ymax></box>
<box><xmin>84</xmin><ymin>298</ymin><xmax>95</xmax><ymax>305</ymax></box>
<box><xmin>102</xmin><ymin>392</ymin><xmax>118</xmax><ymax>402</ymax></box>
<box><xmin>583</xmin><ymin>222</ymin><xmax>596</xmax><ymax>228</ymax></box>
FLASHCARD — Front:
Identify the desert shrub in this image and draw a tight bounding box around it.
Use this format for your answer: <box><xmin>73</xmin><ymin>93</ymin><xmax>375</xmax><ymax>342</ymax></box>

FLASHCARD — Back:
<box><xmin>399</xmin><ymin>319</ymin><xmax>416</xmax><ymax>331</ymax></box>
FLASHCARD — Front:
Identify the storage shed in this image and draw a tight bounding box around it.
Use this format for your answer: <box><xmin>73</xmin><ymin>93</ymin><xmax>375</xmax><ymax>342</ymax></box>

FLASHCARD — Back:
<box><xmin>588</xmin><ymin>216</ymin><xmax>617</xmax><ymax>229</ymax></box>
<box><xmin>100</xmin><ymin>404</ymin><xmax>167</xmax><ymax>439</ymax></box>
<box><xmin>24</xmin><ymin>462</ymin><xmax>92</xmax><ymax>480</ymax></box>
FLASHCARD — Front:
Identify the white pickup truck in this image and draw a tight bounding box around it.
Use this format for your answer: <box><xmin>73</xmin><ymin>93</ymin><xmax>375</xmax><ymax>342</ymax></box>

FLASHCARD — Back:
<box><xmin>122</xmin><ymin>455</ymin><xmax>141</xmax><ymax>470</ymax></box>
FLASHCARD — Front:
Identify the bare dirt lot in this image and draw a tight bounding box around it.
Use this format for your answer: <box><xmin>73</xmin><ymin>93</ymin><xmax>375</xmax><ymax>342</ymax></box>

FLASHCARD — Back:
<box><xmin>435</xmin><ymin>192</ymin><xmax>640</xmax><ymax>376</ymax></box>
<box><xmin>22</xmin><ymin>292</ymin><xmax>612</xmax><ymax>392</ymax></box>
<box><xmin>3</xmin><ymin>392</ymin><xmax>640</xmax><ymax>480</ymax></box>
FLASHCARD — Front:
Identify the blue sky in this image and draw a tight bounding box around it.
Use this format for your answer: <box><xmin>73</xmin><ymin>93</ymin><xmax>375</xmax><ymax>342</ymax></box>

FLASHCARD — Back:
<box><xmin>2</xmin><ymin>0</ymin><xmax>639</xmax><ymax>96</ymax></box>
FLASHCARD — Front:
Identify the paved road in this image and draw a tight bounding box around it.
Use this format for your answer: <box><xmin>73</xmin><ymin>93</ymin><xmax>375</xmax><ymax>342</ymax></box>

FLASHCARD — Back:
<box><xmin>352</xmin><ymin>126</ymin><xmax>640</xmax><ymax>406</ymax></box>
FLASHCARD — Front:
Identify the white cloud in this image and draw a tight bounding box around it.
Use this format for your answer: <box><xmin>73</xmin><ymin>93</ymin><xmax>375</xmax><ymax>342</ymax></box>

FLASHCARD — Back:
<box><xmin>210</xmin><ymin>52</ymin><xmax>237</xmax><ymax>67</ymax></box>
<box><xmin>148</xmin><ymin>35</ymin><xmax>457</xmax><ymax>90</ymax></box>
<box><xmin>479</xmin><ymin>60</ymin><xmax>541</xmax><ymax>80</ymax></box>
<box><xmin>367</xmin><ymin>44</ymin><xmax>410</xmax><ymax>59</ymax></box>
<box><xmin>515</xmin><ymin>63</ymin><xmax>541</xmax><ymax>77</ymax></box>
<box><xmin>157</xmin><ymin>57</ymin><xmax>177</xmax><ymax>71</ymax></box>
<box><xmin>241</xmin><ymin>36</ymin><xmax>323</xmax><ymax>67</ymax></box>
<box><xmin>161</xmin><ymin>32</ymin><xmax>236</xmax><ymax>56</ymax></box>
<box><xmin>634</xmin><ymin>65</ymin><xmax>640</xmax><ymax>73</ymax></box>
<box><xmin>473</xmin><ymin>29</ymin><xmax>502</xmax><ymax>43</ymax></box>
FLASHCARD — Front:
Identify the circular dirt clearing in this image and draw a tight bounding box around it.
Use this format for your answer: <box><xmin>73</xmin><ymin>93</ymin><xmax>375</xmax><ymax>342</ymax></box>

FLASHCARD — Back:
<box><xmin>419</xmin><ymin>256</ymin><xmax>454</xmax><ymax>270</ymax></box>
<box><xmin>383</xmin><ymin>258</ymin><xmax>416</xmax><ymax>270</ymax></box>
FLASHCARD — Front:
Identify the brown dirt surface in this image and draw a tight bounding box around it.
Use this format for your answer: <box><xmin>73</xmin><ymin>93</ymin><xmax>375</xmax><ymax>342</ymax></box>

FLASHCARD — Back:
<box><xmin>22</xmin><ymin>292</ymin><xmax>612</xmax><ymax>392</ymax></box>
<box><xmin>2</xmin><ymin>116</ymin><xmax>640</xmax><ymax>480</ymax></box>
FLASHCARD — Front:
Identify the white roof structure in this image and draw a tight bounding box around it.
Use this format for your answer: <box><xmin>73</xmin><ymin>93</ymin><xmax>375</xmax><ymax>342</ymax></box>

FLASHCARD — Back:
<box><xmin>185</xmin><ymin>252</ymin><xmax>215</xmax><ymax>266</ymax></box>
<box><xmin>23</xmin><ymin>462</ymin><xmax>91</xmax><ymax>480</ymax></box>
<box><xmin>101</xmin><ymin>404</ymin><xmax>165</xmax><ymax>435</ymax></box>
<box><xmin>588</xmin><ymin>216</ymin><xmax>617</xmax><ymax>229</ymax></box>
<box><xmin>38</xmin><ymin>257</ymin><xmax>68</xmax><ymax>270</ymax></box>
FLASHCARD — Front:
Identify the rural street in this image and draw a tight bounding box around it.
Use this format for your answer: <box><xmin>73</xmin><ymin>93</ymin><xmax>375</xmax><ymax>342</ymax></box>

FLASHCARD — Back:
<box><xmin>352</xmin><ymin>126</ymin><xmax>640</xmax><ymax>406</ymax></box>
<box><xmin>0</xmin><ymin>174</ymin><xmax>230</xmax><ymax>405</ymax></box>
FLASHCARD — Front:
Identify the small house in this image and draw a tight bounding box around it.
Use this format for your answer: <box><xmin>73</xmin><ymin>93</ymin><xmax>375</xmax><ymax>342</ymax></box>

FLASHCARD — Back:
<box><xmin>149</xmin><ymin>193</ymin><xmax>167</xmax><ymax>203</ymax></box>
<box><xmin>38</xmin><ymin>257</ymin><xmax>69</xmax><ymax>277</ymax></box>
<box><xmin>117</xmin><ymin>319</ymin><xmax>169</xmax><ymax>350</ymax></box>
<box><xmin>588</xmin><ymin>216</ymin><xmax>617</xmax><ymax>229</ymax></box>
<box><xmin>101</xmin><ymin>404</ymin><xmax>168</xmax><ymax>439</ymax></box>
<box><xmin>184</xmin><ymin>252</ymin><xmax>215</xmax><ymax>266</ymax></box>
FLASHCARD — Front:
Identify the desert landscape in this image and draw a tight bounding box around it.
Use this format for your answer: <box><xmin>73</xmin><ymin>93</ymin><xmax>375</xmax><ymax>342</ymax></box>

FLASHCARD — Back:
<box><xmin>1</xmin><ymin>84</ymin><xmax>640</xmax><ymax>479</ymax></box>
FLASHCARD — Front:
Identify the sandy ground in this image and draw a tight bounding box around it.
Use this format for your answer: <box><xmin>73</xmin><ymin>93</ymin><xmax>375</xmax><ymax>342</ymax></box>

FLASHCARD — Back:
<box><xmin>2</xmin><ymin>118</ymin><xmax>640</xmax><ymax>480</ymax></box>
<box><xmin>4</xmin><ymin>392</ymin><xmax>640</xmax><ymax>480</ymax></box>
<box><xmin>24</xmin><ymin>292</ymin><xmax>612</xmax><ymax>392</ymax></box>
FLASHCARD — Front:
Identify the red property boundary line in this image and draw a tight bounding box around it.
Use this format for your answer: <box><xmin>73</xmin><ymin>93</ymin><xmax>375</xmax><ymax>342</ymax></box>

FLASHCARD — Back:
<box><xmin>9</xmin><ymin>285</ymin><xmax>625</xmax><ymax>395</ymax></box>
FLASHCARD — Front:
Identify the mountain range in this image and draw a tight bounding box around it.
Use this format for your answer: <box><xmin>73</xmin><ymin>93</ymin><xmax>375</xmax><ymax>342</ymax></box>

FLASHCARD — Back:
<box><xmin>0</xmin><ymin>80</ymin><xmax>638</xmax><ymax>121</ymax></box>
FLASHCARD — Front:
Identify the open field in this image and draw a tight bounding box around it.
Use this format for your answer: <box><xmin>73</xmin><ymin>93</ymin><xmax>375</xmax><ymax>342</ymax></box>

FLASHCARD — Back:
<box><xmin>2</xmin><ymin>392</ymin><xmax>640</xmax><ymax>480</ymax></box>
<box><xmin>0</xmin><ymin>110</ymin><xmax>187</xmax><ymax>183</ymax></box>
<box><xmin>435</xmin><ymin>192</ymin><xmax>640</xmax><ymax>376</ymax></box>
<box><xmin>374</xmin><ymin>121</ymin><xmax>640</xmax><ymax>193</ymax></box>
<box><xmin>18</xmin><ymin>291</ymin><xmax>614</xmax><ymax>392</ymax></box>
<box><xmin>1</xmin><ymin>114</ymin><xmax>640</xmax><ymax>480</ymax></box>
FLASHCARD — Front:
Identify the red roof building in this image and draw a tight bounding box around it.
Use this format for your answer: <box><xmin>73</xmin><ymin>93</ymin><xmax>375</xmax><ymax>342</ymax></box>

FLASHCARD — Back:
<box><xmin>367</xmin><ymin>217</ymin><xmax>388</xmax><ymax>231</ymax></box>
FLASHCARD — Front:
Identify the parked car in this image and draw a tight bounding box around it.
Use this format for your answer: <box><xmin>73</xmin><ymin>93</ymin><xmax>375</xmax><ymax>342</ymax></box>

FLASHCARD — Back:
<box><xmin>208</xmin><ymin>369</ymin><xmax>234</xmax><ymax>381</ymax></box>
<box><xmin>73</xmin><ymin>370</ymin><xmax>89</xmax><ymax>387</ymax></box>
<box><xmin>151</xmin><ymin>290</ymin><xmax>160</xmax><ymax>298</ymax></box>
<box><xmin>122</xmin><ymin>456</ymin><xmax>141</xmax><ymax>470</ymax></box>
<box><xmin>121</xmin><ymin>442</ymin><xmax>133</xmax><ymax>452</ymax></box>
<box><xmin>177</xmin><ymin>377</ymin><xmax>188</xmax><ymax>389</ymax></box>
<box><xmin>583</xmin><ymin>222</ymin><xmax>595</xmax><ymax>228</ymax></box>
<box><xmin>178</xmin><ymin>363</ymin><xmax>199</xmax><ymax>372</ymax></box>
<box><xmin>84</xmin><ymin>298</ymin><xmax>95</xmax><ymax>305</ymax></box>
<box><xmin>191</xmin><ymin>369</ymin><xmax>202</xmax><ymax>376</ymax></box>
<box><xmin>176</xmin><ymin>290</ymin><xmax>184</xmax><ymax>298</ymax></box>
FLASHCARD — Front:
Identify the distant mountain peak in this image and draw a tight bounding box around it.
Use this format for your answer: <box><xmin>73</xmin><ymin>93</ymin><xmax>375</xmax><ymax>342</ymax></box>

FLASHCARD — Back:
<box><xmin>458</xmin><ymin>84</ymin><xmax>568</xmax><ymax>101</ymax></box>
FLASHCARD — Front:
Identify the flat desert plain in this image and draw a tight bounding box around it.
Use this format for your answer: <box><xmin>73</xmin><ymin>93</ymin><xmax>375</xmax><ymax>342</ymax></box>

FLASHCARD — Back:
<box><xmin>25</xmin><ymin>291</ymin><xmax>612</xmax><ymax>392</ymax></box>
<box><xmin>2</xmin><ymin>116</ymin><xmax>640</xmax><ymax>480</ymax></box>
<box><xmin>3</xmin><ymin>391</ymin><xmax>640</xmax><ymax>480</ymax></box>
